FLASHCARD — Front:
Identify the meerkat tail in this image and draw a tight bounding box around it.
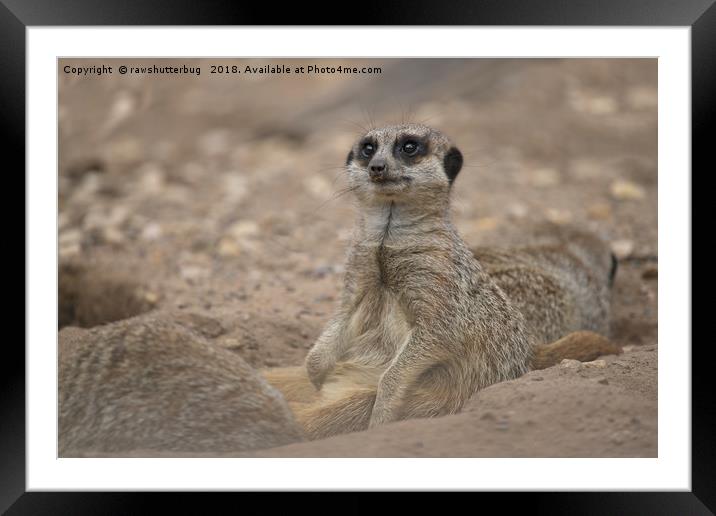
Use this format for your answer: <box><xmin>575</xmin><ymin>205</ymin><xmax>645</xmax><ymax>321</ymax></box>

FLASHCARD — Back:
<box><xmin>260</xmin><ymin>366</ymin><xmax>320</xmax><ymax>404</ymax></box>
<box><xmin>292</xmin><ymin>387</ymin><xmax>377</xmax><ymax>440</ymax></box>
<box><xmin>531</xmin><ymin>330</ymin><xmax>623</xmax><ymax>370</ymax></box>
<box><xmin>287</xmin><ymin>361</ymin><xmax>382</xmax><ymax>440</ymax></box>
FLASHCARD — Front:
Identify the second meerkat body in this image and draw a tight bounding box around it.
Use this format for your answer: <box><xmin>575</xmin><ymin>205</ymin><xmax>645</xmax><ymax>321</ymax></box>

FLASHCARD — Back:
<box><xmin>264</xmin><ymin>124</ymin><xmax>618</xmax><ymax>439</ymax></box>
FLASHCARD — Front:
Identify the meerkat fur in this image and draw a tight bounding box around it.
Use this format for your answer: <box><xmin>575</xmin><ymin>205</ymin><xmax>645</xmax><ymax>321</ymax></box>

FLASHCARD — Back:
<box><xmin>262</xmin><ymin>123</ymin><xmax>620</xmax><ymax>440</ymax></box>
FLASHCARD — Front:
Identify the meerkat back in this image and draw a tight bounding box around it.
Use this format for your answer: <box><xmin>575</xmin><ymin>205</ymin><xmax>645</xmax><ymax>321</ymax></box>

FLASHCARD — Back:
<box><xmin>471</xmin><ymin>222</ymin><xmax>616</xmax><ymax>343</ymax></box>
<box><xmin>59</xmin><ymin>314</ymin><xmax>304</xmax><ymax>456</ymax></box>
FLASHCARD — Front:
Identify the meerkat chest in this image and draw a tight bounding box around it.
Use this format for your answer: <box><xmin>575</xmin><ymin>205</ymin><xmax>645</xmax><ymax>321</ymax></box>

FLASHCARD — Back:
<box><xmin>350</xmin><ymin>239</ymin><xmax>417</xmax><ymax>290</ymax></box>
<box><xmin>342</xmin><ymin>285</ymin><xmax>413</xmax><ymax>365</ymax></box>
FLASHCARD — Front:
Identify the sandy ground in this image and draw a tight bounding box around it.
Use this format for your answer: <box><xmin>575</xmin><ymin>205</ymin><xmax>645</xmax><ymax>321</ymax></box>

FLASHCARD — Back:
<box><xmin>58</xmin><ymin>58</ymin><xmax>658</xmax><ymax>457</ymax></box>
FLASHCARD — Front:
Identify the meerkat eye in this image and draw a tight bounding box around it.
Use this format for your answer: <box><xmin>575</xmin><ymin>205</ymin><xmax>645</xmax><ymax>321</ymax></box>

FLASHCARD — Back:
<box><xmin>361</xmin><ymin>143</ymin><xmax>375</xmax><ymax>158</ymax></box>
<box><xmin>401</xmin><ymin>141</ymin><xmax>419</xmax><ymax>156</ymax></box>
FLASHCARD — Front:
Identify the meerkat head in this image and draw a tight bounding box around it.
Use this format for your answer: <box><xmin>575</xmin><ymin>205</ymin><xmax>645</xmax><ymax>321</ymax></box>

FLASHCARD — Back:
<box><xmin>345</xmin><ymin>124</ymin><xmax>463</xmax><ymax>208</ymax></box>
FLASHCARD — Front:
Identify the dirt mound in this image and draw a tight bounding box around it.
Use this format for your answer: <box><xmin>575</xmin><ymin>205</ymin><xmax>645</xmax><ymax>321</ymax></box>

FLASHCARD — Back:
<box><xmin>242</xmin><ymin>348</ymin><xmax>656</xmax><ymax>458</ymax></box>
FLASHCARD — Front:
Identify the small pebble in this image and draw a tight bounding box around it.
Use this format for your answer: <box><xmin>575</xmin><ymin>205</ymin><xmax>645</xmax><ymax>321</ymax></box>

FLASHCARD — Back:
<box><xmin>101</xmin><ymin>226</ymin><xmax>125</xmax><ymax>245</ymax></box>
<box><xmin>569</xmin><ymin>158</ymin><xmax>603</xmax><ymax>181</ymax></box>
<box><xmin>217</xmin><ymin>237</ymin><xmax>241</xmax><ymax>257</ymax></box>
<box><xmin>303</xmin><ymin>175</ymin><xmax>333</xmax><ymax>198</ymax></box>
<box><xmin>59</xmin><ymin>229</ymin><xmax>82</xmax><ymax>247</ymax></box>
<box><xmin>180</xmin><ymin>265</ymin><xmax>209</xmax><ymax>282</ymax></box>
<box><xmin>507</xmin><ymin>203</ymin><xmax>528</xmax><ymax>219</ymax></box>
<box><xmin>545</xmin><ymin>208</ymin><xmax>572</xmax><ymax>225</ymax></box>
<box><xmin>611</xmin><ymin>239</ymin><xmax>635</xmax><ymax>259</ymax></box>
<box><xmin>569</xmin><ymin>92</ymin><xmax>618</xmax><ymax>114</ymax></box>
<box><xmin>583</xmin><ymin>359</ymin><xmax>607</xmax><ymax>369</ymax></box>
<box><xmin>220</xmin><ymin>338</ymin><xmax>242</xmax><ymax>349</ymax></box>
<box><xmin>222</xmin><ymin>173</ymin><xmax>248</xmax><ymax>203</ymax></box>
<box><xmin>199</xmin><ymin>129</ymin><xmax>231</xmax><ymax>157</ymax></box>
<box><xmin>528</xmin><ymin>168</ymin><xmax>560</xmax><ymax>188</ymax></box>
<box><xmin>137</xmin><ymin>163</ymin><xmax>165</xmax><ymax>194</ymax></box>
<box><xmin>585</xmin><ymin>96</ymin><xmax>618</xmax><ymax>115</ymax></box>
<box><xmin>107</xmin><ymin>138</ymin><xmax>143</xmax><ymax>163</ymax></box>
<box><xmin>587</xmin><ymin>202</ymin><xmax>612</xmax><ymax>220</ymax></box>
<box><xmin>626</xmin><ymin>86</ymin><xmax>658</xmax><ymax>109</ymax></box>
<box><xmin>141</xmin><ymin>222</ymin><xmax>163</xmax><ymax>241</ymax></box>
<box><xmin>610</xmin><ymin>179</ymin><xmax>645</xmax><ymax>201</ymax></box>
<box><xmin>227</xmin><ymin>220</ymin><xmax>259</xmax><ymax>239</ymax></box>
<box><xmin>474</xmin><ymin>217</ymin><xmax>500</xmax><ymax>231</ymax></box>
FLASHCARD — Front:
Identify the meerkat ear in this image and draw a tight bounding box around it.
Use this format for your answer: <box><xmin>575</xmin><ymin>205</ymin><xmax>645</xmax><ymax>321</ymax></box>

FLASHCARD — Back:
<box><xmin>444</xmin><ymin>147</ymin><xmax>463</xmax><ymax>184</ymax></box>
<box><xmin>346</xmin><ymin>150</ymin><xmax>354</xmax><ymax>166</ymax></box>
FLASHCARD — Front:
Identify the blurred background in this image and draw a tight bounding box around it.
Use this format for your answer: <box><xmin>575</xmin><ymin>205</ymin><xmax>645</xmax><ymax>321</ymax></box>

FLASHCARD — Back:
<box><xmin>58</xmin><ymin>58</ymin><xmax>657</xmax><ymax>368</ymax></box>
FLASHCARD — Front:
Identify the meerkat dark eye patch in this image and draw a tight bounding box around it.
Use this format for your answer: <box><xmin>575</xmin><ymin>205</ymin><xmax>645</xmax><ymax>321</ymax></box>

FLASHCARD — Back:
<box><xmin>401</xmin><ymin>140</ymin><xmax>419</xmax><ymax>156</ymax></box>
<box><xmin>346</xmin><ymin>150</ymin><xmax>354</xmax><ymax>165</ymax></box>
<box><xmin>394</xmin><ymin>135</ymin><xmax>428</xmax><ymax>161</ymax></box>
<box><xmin>443</xmin><ymin>147</ymin><xmax>463</xmax><ymax>183</ymax></box>
<box><xmin>357</xmin><ymin>139</ymin><xmax>377</xmax><ymax>161</ymax></box>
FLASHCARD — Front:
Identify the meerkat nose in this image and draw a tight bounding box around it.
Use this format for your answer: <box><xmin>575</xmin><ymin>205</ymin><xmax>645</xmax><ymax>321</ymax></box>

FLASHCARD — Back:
<box><xmin>369</xmin><ymin>158</ymin><xmax>387</xmax><ymax>181</ymax></box>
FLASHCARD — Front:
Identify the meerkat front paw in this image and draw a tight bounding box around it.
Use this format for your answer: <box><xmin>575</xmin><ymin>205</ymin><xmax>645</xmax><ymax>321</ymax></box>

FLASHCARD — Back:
<box><xmin>368</xmin><ymin>389</ymin><xmax>395</xmax><ymax>429</ymax></box>
<box><xmin>367</xmin><ymin>411</ymin><xmax>384</xmax><ymax>429</ymax></box>
<box><xmin>305</xmin><ymin>349</ymin><xmax>335</xmax><ymax>389</ymax></box>
<box><xmin>368</xmin><ymin>404</ymin><xmax>392</xmax><ymax>429</ymax></box>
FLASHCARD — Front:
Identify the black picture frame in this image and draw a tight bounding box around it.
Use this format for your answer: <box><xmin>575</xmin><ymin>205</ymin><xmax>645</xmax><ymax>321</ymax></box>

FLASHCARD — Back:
<box><xmin>5</xmin><ymin>0</ymin><xmax>709</xmax><ymax>512</ymax></box>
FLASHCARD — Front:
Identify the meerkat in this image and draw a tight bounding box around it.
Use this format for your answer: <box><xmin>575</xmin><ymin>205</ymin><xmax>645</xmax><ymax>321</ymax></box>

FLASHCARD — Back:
<box><xmin>263</xmin><ymin>123</ymin><xmax>620</xmax><ymax>440</ymax></box>
<box><xmin>59</xmin><ymin>313</ymin><xmax>305</xmax><ymax>456</ymax></box>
